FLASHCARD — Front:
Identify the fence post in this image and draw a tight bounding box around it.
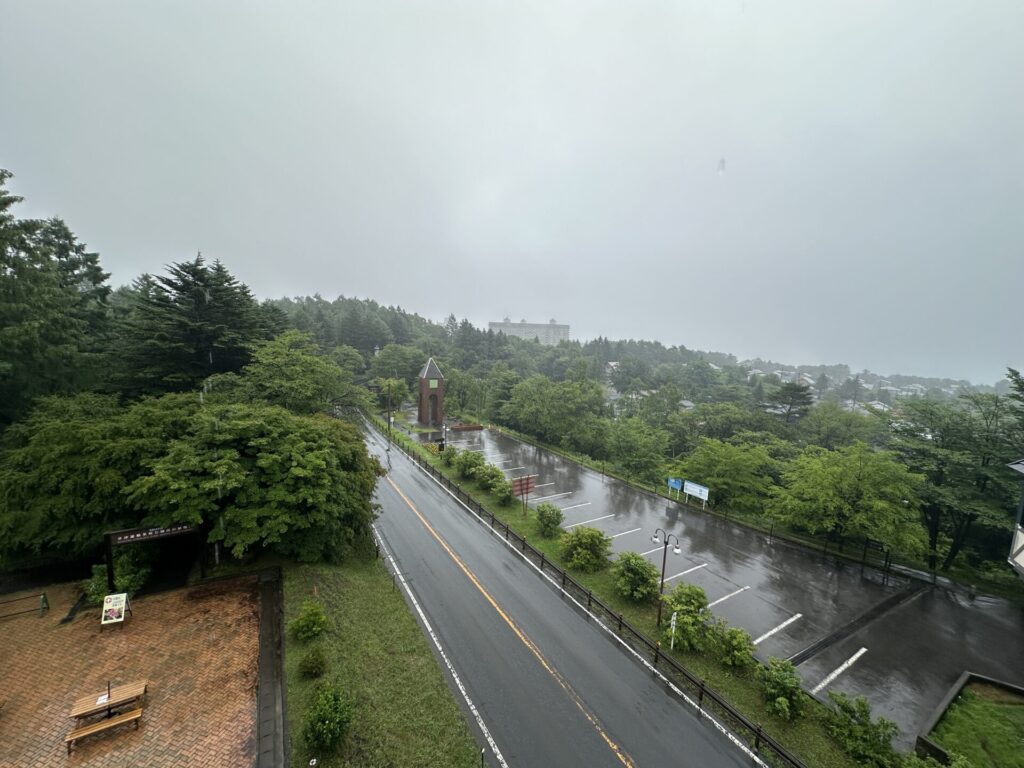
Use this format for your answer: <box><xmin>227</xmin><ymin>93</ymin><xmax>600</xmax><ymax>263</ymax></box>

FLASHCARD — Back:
<box><xmin>539</xmin><ymin>553</ymin><xmax>546</xmax><ymax>571</ymax></box>
<box><xmin>40</xmin><ymin>593</ymin><xmax>49</xmax><ymax>615</ymax></box>
<box><xmin>561</xmin><ymin>571</ymin><xmax>567</xmax><ymax>590</ymax></box>
<box><xmin>504</xmin><ymin>524</ymin><xmax>509</xmax><ymax>541</ymax></box>
<box><xmin>587</xmin><ymin>590</ymin><xmax>592</xmax><ymax>610</ymax></box>
<box><xmin>698</xmin><ymin>681</ymin><xmax>705</xmax><ymax>711</ymax></box>
<box><xmin>521</xmin><ymin>537</ymin><xmax>526</xmax><ymax>552</ymax></box>
<box><xmin>617</xmin><ymin>613</ymin><xmax>623</xmax><ymax>634</ymax></box>
<box><xmin>754</xmin><ymin>725</ymin><xmax>763</xmax><ymax>753</ymax></box>
<box><xmin>653</xmin><ymin>643</ymin><xmax>660</xmax><ymax>669</ymax></box>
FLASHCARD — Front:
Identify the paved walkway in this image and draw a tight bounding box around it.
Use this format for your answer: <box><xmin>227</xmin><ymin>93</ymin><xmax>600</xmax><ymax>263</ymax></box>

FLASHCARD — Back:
<box><xmin>0</xmin><ymin>578</ymin><xmax>260</xmax><ymax>767</ymax></box>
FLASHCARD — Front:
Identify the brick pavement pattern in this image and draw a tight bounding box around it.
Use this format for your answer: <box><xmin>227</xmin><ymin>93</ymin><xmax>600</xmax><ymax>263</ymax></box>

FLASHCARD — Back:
<box><xmin>0</xmin><ymin>578</ymin><xmax>260</xmax><ymax>767</ymax></box>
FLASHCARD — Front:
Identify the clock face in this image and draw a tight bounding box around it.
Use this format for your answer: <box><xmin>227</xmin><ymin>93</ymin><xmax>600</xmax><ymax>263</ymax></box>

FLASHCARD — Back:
<box><xmin>429</xmin><ymin>379</ymin><xmax>438</xmax><ymax>389</ymax></box>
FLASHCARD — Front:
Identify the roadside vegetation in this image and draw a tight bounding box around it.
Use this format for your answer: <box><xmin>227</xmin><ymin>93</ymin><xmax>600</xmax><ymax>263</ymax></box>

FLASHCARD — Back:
<box><xmin>283</xmin><ymin>560</ymin><xmax>481</xmax><ymax>768</ymax></box>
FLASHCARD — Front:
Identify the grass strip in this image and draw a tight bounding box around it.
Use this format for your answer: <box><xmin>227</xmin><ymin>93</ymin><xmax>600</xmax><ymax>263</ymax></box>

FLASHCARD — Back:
<box><xmin>931</xmin><ymin>684</ymin><xmax>1024</xmax><ymax>768</ymax></box>
<box><xmin>283</xmin><ymin>558</ymin><xmax>481</xmax><ymax>768</ymax></box>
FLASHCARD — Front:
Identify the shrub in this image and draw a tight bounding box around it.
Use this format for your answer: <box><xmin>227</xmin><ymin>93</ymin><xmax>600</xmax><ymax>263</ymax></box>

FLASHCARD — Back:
<box><xmin>757</xmin><ymin>658</ymin><xmax>805</xmax><ymax>721</ymax></box>
<box><xmin>712</xmin><ymin>625</ymin><xmax>756</xmax><ymax>669</ymax></box>
<box><xmin>299</xmin><ymin>646</ymin><xmax>327</xmax><ymax>679</ymax></box>
<box><xmin>472</xmin><ymin>463</ymin><xmax>506</xmax><ymax>492</ymax></box>
<box><xmin>440</xmin><ymin>444</ymin><xmax>459</xmax><ymax>467</ymax></box>
<box><xmin>561</xmin><ymin>526</ymin><xmax>612</xmax><ymax>573</ymax></box>
<box><xmin>612</xmin><ymin>552</ymin><xmax>660</xmax><ymax>602</ymax></box>
<box><xmin>454</xmin><ymin>450</ymin><xmax>485</xmax><ymax>480</ymax></box>
<box><xmin>662</xmin><ymin>583</ymin><xmax>711</xmax><ymax>652</ymax></box>
<box><xmin>492</xmin><ymin>477</ymin><xmax>515</xmax><ymax>506</ymax></box>
<box><xmin>302</xmin><ymin>682</ymin><xmax>353</xmax><ymax>754</ymax></box>
<box><xmin>82</xmin><ymin>550</ymin><xmax>151</xmax><ymax>605</ymax></box>
<box><xmin>290</xmin><ymin>600</ymin><xmax>328</xmax><ymax>642</ymax></box>
<box><xmin>825</xmin><ymin>692</ymin><xmax>899</xmax><ymax>768</ymax></box>
<box><xmin>536</xmin><ymin>502</ymin><xmax>565</xmax><ymax>538</ymax></box>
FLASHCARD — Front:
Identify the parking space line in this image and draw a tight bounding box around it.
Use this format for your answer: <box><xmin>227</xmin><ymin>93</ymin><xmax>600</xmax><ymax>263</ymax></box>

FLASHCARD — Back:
<box><xmin>664</xmin><ymin>563</ymin><xmax>707</xmax><ymax>582</ymax></box>
<box><xmin>641</xmin><ymin>546</ymin><xmax>662</xmax><ymax>556</ymax></box>
<box><xmin>708</xmin><ymin>586</ymin><xmax>751</xmax><ymax>608</ymax></box>
<box><xmin>611</xmin><ymin>527</ymin><xmax>642</xmax><ymax>539</ymax></box>
<box><xmin>811</xmin><ymin>648</ymin><xmax>868</xmax><ymax>695</ymax></box>
<box><xmin>534</xmin><ymin>492</ymin><xmax>573</xmax><ymax>502</ymax></box>
<box><xmin>559</xmin><ymin>502</ymin><xmax>591</xmax><ymax>512</ymax></box>
<box><xmin>565</xmin><ymin>513</ymin><xmax>615</xmax><ymax>529</ymax></box>
<box><xmin>503</xmin><ymin>466</ymin><xmax>526</xmax><ymax>472</ymax></box>
<box><xmin>753</xmin><ymin>614</ymin><xmax>803</xmax><ymax>645</ymax></box>
<box><xmin>535</xmin><ymin>482</ymin><xmax>556</xmax><ymax>488</ymax></box>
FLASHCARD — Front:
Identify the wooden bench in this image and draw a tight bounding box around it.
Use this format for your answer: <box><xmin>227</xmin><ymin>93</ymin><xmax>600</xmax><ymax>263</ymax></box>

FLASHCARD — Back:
<box><xmin>70</xmin><ymin>680</ymin><xmax>148</xmax><ymax>721</ymax></box>
<box><xmin>65</xmin><ymin>707</ymin><xmax>143</xmax><ymax>753</ymax></box>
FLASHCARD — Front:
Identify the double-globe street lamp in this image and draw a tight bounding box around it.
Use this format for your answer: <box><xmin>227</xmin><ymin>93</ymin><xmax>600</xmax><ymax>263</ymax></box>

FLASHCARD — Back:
<box><xmin>651</xmin><ymin>527</ymin><xmax>681</xmax><ymax>627</ymax></box>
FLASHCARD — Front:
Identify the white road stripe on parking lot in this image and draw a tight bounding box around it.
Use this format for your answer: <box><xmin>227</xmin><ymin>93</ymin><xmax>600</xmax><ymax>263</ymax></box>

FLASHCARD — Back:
<box><xmin>533</xmin><ymin>492</ymin><xmax>573</xmax><ymax>502</ymax></box>
<box><xmin>664</xmin><ymin>563</ymin><xmax>707</xmax><ymax>582</ymax></box>
<box><xmin>708</xmin><ymin>586</ymin><xmax>750</xmax><ymax>607</ymax></box>
<box><xmin>535</xmin><ymin>482</ymin><xmax>555</xmax><ymax>488</ymax></box>
<box><xmin>559</xmin><ymin>502</ymin><xmax>591</xmax><ymax>511</ymax></box>
<box><xmin>490</xmin><ymin>459</ymin><xmax>515</xmax><ymax>465</ymax></box>
<box><xmin>811</xmin><ymin>647</ymin><xmax>868</xmax><ymax>695</ymax></box>
<box><xmin>641</xmin><ymin>546</ymin><xmax>662</xmax><ymax>556</ymax></box>
<box><xmin>611</xmin><ymin>527</ymin><xmax>642</xmax><ymax>539</ymax></box>
<box><xmin>503</xmin><ymin>466</ymin><xmax>526</xmax><ymax>472</ymax></box>
<box><xmin>565</xmin><ymin>513</ymin><xmax>615</xmax><ymax>529</ymax></box>
<box><xmin>753</xmin><ymin>614</ymin><xmax>803</xmax><ymax>645</ymax></box>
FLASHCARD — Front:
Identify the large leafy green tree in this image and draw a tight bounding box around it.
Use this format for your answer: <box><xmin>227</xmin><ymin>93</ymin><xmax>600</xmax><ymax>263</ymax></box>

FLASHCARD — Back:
<box><xmin>673</xmin><ymin>437</ymin><xmax>779</xmax><ymax>515</ymax></box>
<box><xmin>889</xmin><ymin>394</ymin><xmax>1018</xmax><ymax>569</ymax></box>
<box><xmin>124</xmin><ymin>403</ymin><xmax>382</xmax><ymax>562</ymax></box>
<box><xmin>770</xmin><ymin>442</ymin><xmax>922</xmax><ymax>552</ymax></box>
<box><xmin>608</xmin><ymin>417</ymin><xmax>668</xmax><ymax>483</ymax></box>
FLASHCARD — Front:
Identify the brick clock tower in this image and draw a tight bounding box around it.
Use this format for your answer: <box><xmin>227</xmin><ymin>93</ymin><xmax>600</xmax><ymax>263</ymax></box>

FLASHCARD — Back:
<box><xmin>417</xmin><ymin>358</ymin><xmax>445</xmax><ymax>427</ymax></box>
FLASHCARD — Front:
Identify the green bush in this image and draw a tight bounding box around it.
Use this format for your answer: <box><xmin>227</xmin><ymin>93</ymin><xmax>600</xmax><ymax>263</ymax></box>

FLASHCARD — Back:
<box><xmin>662</xmin><ymin>583</ymin><xmax>711</xmax><ymax>652</ymax></box>
<box><xmin>302</xmin><ymin>682</ymin><xmax>353</xmax><ymax>754</ymax></box>
<box><xmin>454</xmin><ymin>450</ymin><xmax>485</xmax><ymax>480</ymax></box>
<box><xmin>290</xmin><ymin>600</ymin><xmax>329</xmax><ymax>642</ymax></box>
<box><xmin>757</xmin><ymin>658</ymin><xmax>805</xmax><ymax>721</ymax></box>
<box><xmin>536</xmin><ymin>502</ymin><xmax>565</xmax><ymax>538</ymax></box>
<box><xmin>561</xmin><ymin>526</ymin><xmax>612</xmax><ymax>573</ymax></box>
<box><xmin>711</xmin><ymin>624</ymin><xmax>756</xmax><ymax>669</ymax></box>
<box><xmin>472</xmin><ymin>463</ymin><xmax>506</xmax><ymax>491</ymax></box>
<box><xmin>825</xmin><ymin>691</ymin><xmax>899</xmax><ymax>767</ymax></box>
<box><xmin>299</xmin><ymin>646</ymin><xmax>327</xmax><ymax>679</ymax></box>
<box><xmin>82</xmin><ymin>550</ymin><xmax>151</xmax><ymax>605</ymax></box>
<box><xmin>612</xmin><ymin>552</ymin><xmax>660</xmax><ymax>602</ymax></box>
<box><xmin>440</xmin><ymin>444</ymin><xmax>459</xmax><ymax>467</ymax></box>
<box><xmin>492</xmin><ymin>477</ymin><xmax>515</xmax><ymax>506</ymax></box>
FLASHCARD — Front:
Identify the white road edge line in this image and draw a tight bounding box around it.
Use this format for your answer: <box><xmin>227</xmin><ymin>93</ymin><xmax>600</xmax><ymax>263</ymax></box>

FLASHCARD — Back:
<box><xmin>611</xmin><ymin>527</ymin><xmax>642</xmax><ymax>539</ymax></box>
<box><xmin>559</xmin><ymin>502</ymin><xmax>591</xmax><ymax>512</ymax></box>
<box><xmin>565</xmin><ymin>513</ymin><xmax>615</xmax><ymax>529</ymax></box>
<box><xmin>372</xmin><ymin>524</ymin><xmax>509</xmax><ymax>768</ymax></box>
<box><xmin>374</xmin><ymin>424</ymin><xmax>770</xmax><ymax>768</ymax></box>
<box><xmin>664</xmin><ymin>563</ymin><xmax>707</xmax><ymax>582</ymax></box>
<box><xmin>811</xmin><ymin>647</ymin><xmax>868</xmax><ymax>695</ymax></box>
<box><xmin>753</xmin><ymin>614</ymin><xmax>803</xmax><ymax>645</ymax></box>
<box><xmin>533</xmin><ymin>492</ymin><xmax>573</xmax><ymax>502</ymax></box>
<box><xmin>708</xmin><ymin>586</ymin><xmax>751</xmax><ymax>608</ymax></box>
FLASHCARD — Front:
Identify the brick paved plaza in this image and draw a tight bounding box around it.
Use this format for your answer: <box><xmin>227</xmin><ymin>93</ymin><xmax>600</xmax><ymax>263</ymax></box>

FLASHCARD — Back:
<box><xmin>0</xmin><ymin>578</ymin><xmax>261</xmax><ymax>767</ymax></box>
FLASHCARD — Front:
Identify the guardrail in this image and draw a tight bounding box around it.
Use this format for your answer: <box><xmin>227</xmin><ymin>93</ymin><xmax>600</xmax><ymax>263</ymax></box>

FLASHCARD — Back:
<box><xmin>387</xmin><ymin>433</ymin><xmax>808</xmax><ymax>768</ymax></box>
<box><xmin>0</xmin><ymin>592</ymin><xmax>49</xmax><ymax>620</ymax></box>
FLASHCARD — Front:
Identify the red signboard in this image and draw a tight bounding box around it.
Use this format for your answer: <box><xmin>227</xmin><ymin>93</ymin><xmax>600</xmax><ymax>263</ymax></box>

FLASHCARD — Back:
<box><xmin>511</xmin><ymin>475</ymin><xmax>537</xmax><ymax>497</ymax></box>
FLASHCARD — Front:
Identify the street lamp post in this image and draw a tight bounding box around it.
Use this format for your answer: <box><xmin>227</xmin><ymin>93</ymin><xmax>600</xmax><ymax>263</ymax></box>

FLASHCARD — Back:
<box><xmin>652</xmin><ymin>527</ymin><xmax>681</xmax><ymax>627</ymax></box>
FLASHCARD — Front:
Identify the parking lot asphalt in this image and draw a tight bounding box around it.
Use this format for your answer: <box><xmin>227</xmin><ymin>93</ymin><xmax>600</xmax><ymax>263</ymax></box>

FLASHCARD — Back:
<box><xmin>431</xmin><ymin>425</ymin><xmax>1024</xmax><ymax>747</ymax></box>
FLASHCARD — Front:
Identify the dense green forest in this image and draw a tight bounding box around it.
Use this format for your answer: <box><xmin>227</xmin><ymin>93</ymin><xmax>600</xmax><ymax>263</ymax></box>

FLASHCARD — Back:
<box><xmin>2</xmin><ymin>168</ymin><xmax>1022</xmax><ymax>585</ymax></box>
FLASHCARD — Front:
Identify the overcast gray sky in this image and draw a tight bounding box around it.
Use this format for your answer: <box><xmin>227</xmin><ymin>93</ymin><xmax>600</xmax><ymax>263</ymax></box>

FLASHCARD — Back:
<box><xmin>2</xmin><ymin>1</ymin><xmax>1021</xmax><ymax>383</ymax></box>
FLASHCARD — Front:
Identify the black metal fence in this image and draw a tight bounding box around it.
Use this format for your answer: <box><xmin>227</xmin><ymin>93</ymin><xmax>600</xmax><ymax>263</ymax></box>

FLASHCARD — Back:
<box><xmin>399</xmin><ymin>447</ymin><xmax>809</xmax><ymax>768</ymax></box>
<box><xmin>0</xmin><ymin>591</ymin><xmax>49</xmax><ymax>620</ymax></box>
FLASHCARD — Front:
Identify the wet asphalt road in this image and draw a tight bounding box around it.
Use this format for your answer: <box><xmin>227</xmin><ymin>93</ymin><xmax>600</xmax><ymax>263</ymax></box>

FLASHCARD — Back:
<box><xmin>429</xmin><ymin>426</ymin><xmax>1024</xmax><ymax>748</ymax></box>
<box><xmin>367</xmin><ymin>427</ymin><xmax>755</xmax><ymax>768</ymax></box>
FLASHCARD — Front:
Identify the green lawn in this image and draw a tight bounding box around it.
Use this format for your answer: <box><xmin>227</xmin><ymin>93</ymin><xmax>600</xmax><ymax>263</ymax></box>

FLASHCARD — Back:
<box><xmin>283</xmin><ymin>558</ymin><xmax>481</xmax><ymax>768</ymax></box>
<box><xmin>931</xmin><ymin>684</ymin><xmax>1024</xmax><ymax>768</ymax></box>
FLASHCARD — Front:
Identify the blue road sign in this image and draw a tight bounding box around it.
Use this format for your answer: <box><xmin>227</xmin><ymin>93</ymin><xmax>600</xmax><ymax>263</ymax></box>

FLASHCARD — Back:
<box><xmin>667</xmin><ymin>477</ymin><xmax>683</xmax><ymax>491</ymax></box>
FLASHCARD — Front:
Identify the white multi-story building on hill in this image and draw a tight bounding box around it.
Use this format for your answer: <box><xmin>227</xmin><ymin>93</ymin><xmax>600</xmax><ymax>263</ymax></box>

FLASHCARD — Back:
<box><xmin>489</xmin><ymin>317</ymin><xmax>570</xmax><ymax>346</ymax></box>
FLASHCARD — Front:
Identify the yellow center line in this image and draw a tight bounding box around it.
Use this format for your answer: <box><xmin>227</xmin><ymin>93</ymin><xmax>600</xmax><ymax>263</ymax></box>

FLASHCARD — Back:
<box><xmin>385</xmin><ymin>475</ymin><xmax>636</xmax><ymax>768</ymax></box>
